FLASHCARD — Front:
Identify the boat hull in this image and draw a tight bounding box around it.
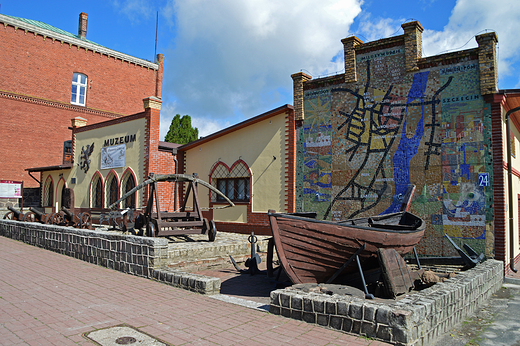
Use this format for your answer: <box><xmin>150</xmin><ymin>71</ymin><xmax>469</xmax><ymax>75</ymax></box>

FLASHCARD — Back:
<box><xmin>268</xmin><ymin>210</ymin><xmax>425</xmax><ymax>284</ymax></box>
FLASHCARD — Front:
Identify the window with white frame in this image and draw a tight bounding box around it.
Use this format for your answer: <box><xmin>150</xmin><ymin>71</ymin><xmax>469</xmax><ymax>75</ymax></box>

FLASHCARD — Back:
<box><xmin>71</xmin><ymin>72</ymin><xmax>87</xmax><ymax>106</ymax></box>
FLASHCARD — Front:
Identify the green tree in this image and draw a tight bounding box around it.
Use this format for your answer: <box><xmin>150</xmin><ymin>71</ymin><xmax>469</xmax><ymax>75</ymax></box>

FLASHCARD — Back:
<box><xmin>164</xmin><ymin>114</ymin><xmax>199</xmax><ymax>144</ymax></box>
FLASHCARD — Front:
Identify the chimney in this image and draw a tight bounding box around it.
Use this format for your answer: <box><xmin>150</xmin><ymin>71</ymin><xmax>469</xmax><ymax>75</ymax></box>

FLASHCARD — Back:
<box><xmin>291</xmin><ymin>72</ymin><xmax>312</xmax><ymax>122</ymax></box>
<box><xmin>341</xmin><ymin>36</ymin><xmax>364</xmax><ymax>83</ymax></box>
<box><xmin>401</xmin><ymin>21</ymin><xmax>424</xmax><ymax>72</ymax></box>
<box><xmin>71</xmin><ymin>116</ymin><xmax>87</xmax><ymax>128</ymax></box>
<box><xmin>476</xmin><ymin>32</ymin><xmax>499</xmax><ymax>95</ymax></box>
<box><xmin>78</xmin><ymin>12</ymin><xmax>88</xmax><ymax>39</ymax></box>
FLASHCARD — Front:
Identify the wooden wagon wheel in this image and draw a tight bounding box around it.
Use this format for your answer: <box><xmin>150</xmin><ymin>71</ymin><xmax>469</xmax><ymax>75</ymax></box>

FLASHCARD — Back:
<box><xmin>79</xmin><ymin>213</ymin><xmax>92</xmax><ymax>229</ymax></box>
<box><xmin>202</xmin><ymin>218</ymin><xmax>217</xmax><ymax>242</ymax></box>
<box><xmin>23</xmin><ymin>212</ymin><xmax>36</xmax><ymax>222</ymax></box>
<box><xmin>3</xmin><ymin>211</ymin><xmax>14</xmax><ymax>220</ymax></box>
<box><xmin>43</xmin><ymin>214</ymin><xmax>53</xmax><ymax>224</ymax></box>
<box><xmin>50</xmin><ymin>212</ymin><xmax>64</xmax><ymax>225</ymax></box>
<box><xmin>208</xmin><ymin>220</ymin><xmax>217</xmax><ymax>242</ymax></box>
<box><xmin>146</xmin><ymin>221</ymin><xmax>156</xmax><ymax>237</ymax></box>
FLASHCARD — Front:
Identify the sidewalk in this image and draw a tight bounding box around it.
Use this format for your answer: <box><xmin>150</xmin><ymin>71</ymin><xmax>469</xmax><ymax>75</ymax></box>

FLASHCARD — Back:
<box><xmin>0</xmin><ymin>236</ymin><xmax>389</xmax><ymax>346</ymax></box>
<box><xmin>432</xmin><ymin>267</ymin><xmax>520</xmax><ymax>346</ymax></box>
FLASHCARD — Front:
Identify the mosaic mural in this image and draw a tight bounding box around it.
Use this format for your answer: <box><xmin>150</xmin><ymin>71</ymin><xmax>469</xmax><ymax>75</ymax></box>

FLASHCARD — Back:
<box><xmin>297</xmin><ymin>47</ymin><xmax>493</xmax><ymax>256</ymax></box>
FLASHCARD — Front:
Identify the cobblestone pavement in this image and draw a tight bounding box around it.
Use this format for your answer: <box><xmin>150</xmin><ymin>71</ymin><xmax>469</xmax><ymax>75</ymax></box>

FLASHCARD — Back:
<box><xmin>0</xmin><ymin>236</ymin><xmax>389</xmax><ymax>346</ymax></box>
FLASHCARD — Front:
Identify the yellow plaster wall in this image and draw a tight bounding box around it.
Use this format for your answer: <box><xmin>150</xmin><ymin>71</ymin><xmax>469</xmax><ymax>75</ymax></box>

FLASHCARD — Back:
<box><xmin>41</xmin><ymin>171</ymin><xmax>72</xmax><ymax>213</ymax></box>
<box><xmin>184</xmin><ymin>111</ymin><xmax>289</xmax><ymax>222</ymax></box>
<box><xmin>42</xmin><ymin>118</ymin><xmax>147</xmax><ymax>210</ymax></box>
<box><xmin>213</xmin><ymin>205</ymin><xmax>248</xmax><ymax>223</ymax></box>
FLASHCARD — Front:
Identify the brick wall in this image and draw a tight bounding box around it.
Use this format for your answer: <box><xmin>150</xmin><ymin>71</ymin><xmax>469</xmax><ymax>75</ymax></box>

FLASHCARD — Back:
<box><xmin>0</xmin><ymin>96</ymin><xmax>115</xmax><ymax>187</ymax></box>
<box><xmin>0</xmin><ymin>17</ymin><xmax>164</xmax><ymax>189</ymax></box>
<box><xmin>0</xmin><ymin>23</ymin><xmax>161</xmax><ymax>115</ymax></box>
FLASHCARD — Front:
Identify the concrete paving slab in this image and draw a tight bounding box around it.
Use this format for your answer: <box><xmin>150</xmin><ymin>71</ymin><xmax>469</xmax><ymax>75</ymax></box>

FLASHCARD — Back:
<box><xmin>85</xmin><ymin>325</ymin><xmax>167</xmax><ymax>345</ymax></box>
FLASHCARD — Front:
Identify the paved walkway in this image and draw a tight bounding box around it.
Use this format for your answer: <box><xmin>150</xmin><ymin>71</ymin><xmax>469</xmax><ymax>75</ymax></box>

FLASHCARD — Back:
<box><xmin>432</xmin><ymin>268</ymin><xmax>520</xmax><ymax>346</ymax></box>
<box><xmin>0</xmin><ymin>236</ymin><xmax>389</xmax><ymax>346</ymax></box>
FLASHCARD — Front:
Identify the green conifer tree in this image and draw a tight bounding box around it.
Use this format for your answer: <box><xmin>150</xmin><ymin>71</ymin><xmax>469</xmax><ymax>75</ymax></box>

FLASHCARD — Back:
<box><xmin>164</xmin><ymin>114</ymin><xmax>199</xmax><ymax>144</ymax></box>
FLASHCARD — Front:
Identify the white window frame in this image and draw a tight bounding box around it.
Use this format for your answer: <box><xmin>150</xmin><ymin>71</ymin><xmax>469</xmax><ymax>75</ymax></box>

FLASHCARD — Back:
<box><xmin>71</xmin><ymin>72</ymin><xmax>87</xmax><ymax>106</ymax></box>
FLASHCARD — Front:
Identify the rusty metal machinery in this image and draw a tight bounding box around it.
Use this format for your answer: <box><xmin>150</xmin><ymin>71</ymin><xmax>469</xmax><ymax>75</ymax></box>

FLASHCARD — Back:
<box><xmin>99</xmin><ymin>208</ymin><xmax>137</xmax><ymax>234</ymax></box>
<box><xmin>61</xmin><ymin>207</ymin><xmax>93</xmax><ymax>229</ymax></box>
<box><xmin>3</xmin><ymin>206</ymin><xmax>26</xmax><ymax>221</ymax></box>
<box><xmin>23</xmin><ymin>207</ymin><xmax>53</xmax><ymax>224</ymax></box>
<box><xmin>4</xmin><ymin>205</ymin><xmax>91</xmax><ymax>229</ymax></box>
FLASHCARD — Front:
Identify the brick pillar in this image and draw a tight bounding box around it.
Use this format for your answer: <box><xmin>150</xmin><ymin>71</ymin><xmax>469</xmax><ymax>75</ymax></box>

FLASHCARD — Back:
<box><xmin>341</xmin><ymin>36</ymin><xmax>363</xmax><ymax>83</ymax></box>
<box><xmin>78</xmin><ymin>13</ymin><xmax>88</xmax><ymax>39</ymax></box>
<box><xmin>487</xmin><ymin>94</ymin><xmax>507</xmax><ymax>267</ymax></box>
<box><xmin>476</xmin><ymin>32</ymin><xmax>499</xmax><ymax>95</ymax></box>
<box><xmin>142</xmin><ymin>96</ymin><xmax>162</xmax><ymax>208</ymax></box>
<box><xmin>284</xmin><ymin>108</ymin><xmax>296</xmax><ymax>213</ymax></box>
<box><xmin>155</xmin><ymin>54</ymin><xmax>165</xmax><ymax>99</ymax></box>
<box><xmin>71</xmin><ymin>117</ymin><xmax>87</xmax><ymax>164</ymax></box>
<box><xmin>291</xmin><ymin>72</ymin><xmax>312</xmax><ymax>122</ymax></box>
<box><xmin>402</xmin><ymin>21</ymin><xmax>424</xmax><ymax>72</ymax></box>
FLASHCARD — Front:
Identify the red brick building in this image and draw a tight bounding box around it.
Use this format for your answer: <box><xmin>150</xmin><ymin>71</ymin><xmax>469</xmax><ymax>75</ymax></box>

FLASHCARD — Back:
<box><xmin>0</xmin><ymin>12</ymin><xmax>164</xmax><ymax>197</ymax></box>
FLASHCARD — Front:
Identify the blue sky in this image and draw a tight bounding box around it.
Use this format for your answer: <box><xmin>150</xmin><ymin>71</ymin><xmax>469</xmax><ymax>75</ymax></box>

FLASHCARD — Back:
<box><xmin>2</xmin><ymin>0</ymin><xmax>520</xmax><ymax>139</ymax></box>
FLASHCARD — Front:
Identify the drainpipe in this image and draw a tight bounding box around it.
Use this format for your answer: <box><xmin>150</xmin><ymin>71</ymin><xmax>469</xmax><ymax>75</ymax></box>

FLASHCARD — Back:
<box><xmin>505</xmin><ymin>105</ymin><xmax>520</xmax><ymax>273</ymax></box>
<box><xmin>172</xmin><ymin>148</ymin><xmax>178</xmax><ymax>212</ymax></box>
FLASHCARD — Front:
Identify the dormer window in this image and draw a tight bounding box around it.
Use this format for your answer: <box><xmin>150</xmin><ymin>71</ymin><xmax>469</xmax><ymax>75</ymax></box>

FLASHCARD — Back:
<box><xmin>71</xmin><ymin>72</ymin><xmax>87</xmax><ymax>106</ymax></box>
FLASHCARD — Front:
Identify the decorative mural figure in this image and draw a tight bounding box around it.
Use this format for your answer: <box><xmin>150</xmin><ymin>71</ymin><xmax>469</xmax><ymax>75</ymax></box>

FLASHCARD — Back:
<box><xmin>79</xmin><ymin>142</ymin><xmax>94</xmax><ymax>173</ymax></box>
<box><xmin>323</xmin><ymin>63</ymin><xmax>452</xmax><ymax>220</ymax></box>
<box><xmin>302</xmin><ymin>96</ymin><xmax>332</xmax><ymax>210</ymax></box>
<box><xmin>297</xmin><ymin>32</ymin><xmax>494</xmax><ymax>257</ymax></box>
<box><xmin>323</xmin><ymin>62</ymin><xmax>405</xmax><ymax>219</ymax></box>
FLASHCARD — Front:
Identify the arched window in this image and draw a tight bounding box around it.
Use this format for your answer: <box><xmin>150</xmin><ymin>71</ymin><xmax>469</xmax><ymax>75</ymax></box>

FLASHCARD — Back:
<box><xmin>43</xmin><ymin>176</ymin><xmax>54</xmax><ymax>207</ymax></box>
<box><xmin>121</xmin><ymin>171</ymin><xmax>136</xmax><ymax>209</ymax></box>
<box><xmin>210</xmin><ymin>160</ymin><xmax>251</xmax><ymax>203</ymax></box>
<box><xmin>91</xmin><ymin>173</ymin><xmax>103</xmax><ymax>208</ymax></box>
<box><xmin>105</xmin><ymin>172</ymin><xmax>119</xmax><ymax>208</ymax></box>
<box><xmin>71</xmin><ymin>72</ymin><xmax>87</xmax><ymax>106</ymax></box>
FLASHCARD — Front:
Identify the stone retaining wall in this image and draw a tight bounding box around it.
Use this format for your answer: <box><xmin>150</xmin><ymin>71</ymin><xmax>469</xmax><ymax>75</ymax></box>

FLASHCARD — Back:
<box><xmin>269</xmin><ymin>259</ymin><xmax>503</xmax><ymax>346</ymax></box>
<box><xmin>0</xmin><ymin>220</ymin><xmax>220</xmax><ymax>294</ymax></box>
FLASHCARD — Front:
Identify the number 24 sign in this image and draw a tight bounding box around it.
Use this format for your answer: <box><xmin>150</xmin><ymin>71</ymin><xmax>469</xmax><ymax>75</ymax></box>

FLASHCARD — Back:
<box><xmin>478</xmin><ymin>173</ymin><xmax>489</xmax><ymax>187</ymax></box>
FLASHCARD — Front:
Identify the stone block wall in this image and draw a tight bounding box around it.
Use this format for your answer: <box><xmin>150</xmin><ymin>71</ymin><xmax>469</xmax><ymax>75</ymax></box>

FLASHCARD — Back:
<box><xmin>270</xmin><ymin>259</ymin><xmax>503</xmax><ymax>345</ymax></box>
<box><xmin>0</xmin><ymin>220</ymin><xmax>220</xmax><ymax>294</ymax></box>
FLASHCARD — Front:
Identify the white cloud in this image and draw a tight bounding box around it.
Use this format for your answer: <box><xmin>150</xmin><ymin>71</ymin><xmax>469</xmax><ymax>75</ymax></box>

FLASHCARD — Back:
<box><xmin>124</xmin><ymin>0</ymin><xmax>520</xmax><ymax>140</ymax></box>
<box><xmin>355</xmin><ymin>14</ymin><xmax>404</xmax><ymax>42</ymax></box>
<box><xmin>192</xmin><ymin>117</ymin><xmax>232</xmax><ymax>138</ymax></box>
<box><xmin>111</xmin><ymin>0</ymin><xmax>156</xmax><ymax>22</ymax></box>
<box><xmin>422</xmin><ymin>0</ymin><xmax>520</xmax><ymax>87</ymax></box>
<box><xmin>161</xmin><ymin>0</ymin><xmax>362</xmax><ymax>122</ymax></box>
<box><xmin>159</xmin><ymin>101</ymin><xmax>177</xmax><ymax>141</ymax></box>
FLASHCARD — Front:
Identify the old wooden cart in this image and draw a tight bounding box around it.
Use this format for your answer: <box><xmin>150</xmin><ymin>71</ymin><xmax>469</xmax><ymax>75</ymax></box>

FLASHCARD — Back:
<box><xmin>108</xmin><ymin>173</ymin><xmax>234</xmax><ymax>241</ymax></box>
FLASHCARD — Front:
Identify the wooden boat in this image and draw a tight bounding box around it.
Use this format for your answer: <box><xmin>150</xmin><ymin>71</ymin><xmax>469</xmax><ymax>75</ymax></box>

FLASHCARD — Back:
<box><xmin>267</xmin><ymin>210</ymin><xmax>425</xmax><ymax>284</ymax></box>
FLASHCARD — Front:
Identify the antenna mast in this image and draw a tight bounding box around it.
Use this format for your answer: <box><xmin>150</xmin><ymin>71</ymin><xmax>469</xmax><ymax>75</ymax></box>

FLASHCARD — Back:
<box><xmin>154</xmin><ymin>11</ymin><xmax>158</xmax><ymax>62</ymax></box>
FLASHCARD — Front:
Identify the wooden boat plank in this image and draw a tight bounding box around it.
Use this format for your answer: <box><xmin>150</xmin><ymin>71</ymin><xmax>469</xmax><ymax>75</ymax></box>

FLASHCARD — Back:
<box><xmin>268</xmin><ymin>209</ymin><xmax>426</xmax><ymax>284</ymax></box>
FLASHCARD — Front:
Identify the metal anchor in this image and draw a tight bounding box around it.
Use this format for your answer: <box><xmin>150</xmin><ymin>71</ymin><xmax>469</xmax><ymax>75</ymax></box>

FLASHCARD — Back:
<box><xmin>230</xmin><ymin>232</ymin><xmax>262</xmax><ymax>275</ymax></box>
